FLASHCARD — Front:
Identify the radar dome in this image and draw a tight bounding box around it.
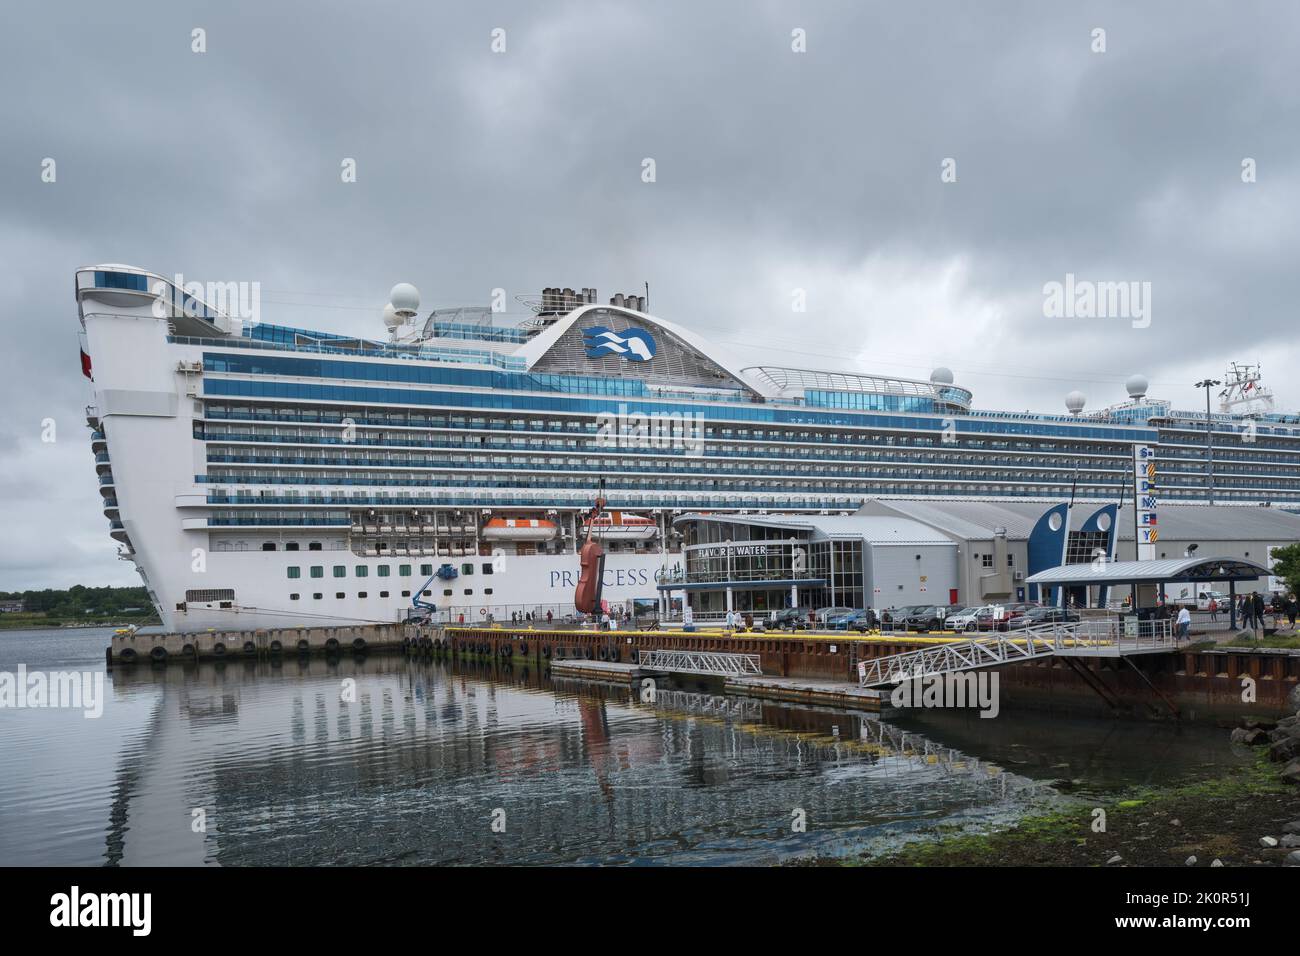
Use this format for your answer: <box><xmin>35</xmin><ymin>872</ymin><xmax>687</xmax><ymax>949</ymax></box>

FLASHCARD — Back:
<box><xmin>1065</xmin><ymin>391</ymin><xmax>1087</xmax><ymax>416</ymax></box>
<box><xmin>930</xmin><ymin>367</ymin><xmax>955</xmax><ymax>385</ymax></box>
<box><xmin>1125</xmin><ymin>374</ymin><xmax>1149</xmax><ymax>400</ymax></box>
<box><xmin>382</xmin><ymin>302</ymin><xmax>400</xmax><ymax>331</ymax></box>
<box><xmin>389</xmin><ymin>282</ymin><xmax>420</xmax><ymax>319</ymax></box>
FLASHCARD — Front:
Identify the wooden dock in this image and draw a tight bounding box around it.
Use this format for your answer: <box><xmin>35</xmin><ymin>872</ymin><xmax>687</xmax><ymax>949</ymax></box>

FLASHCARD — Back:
<box><xmin>723</xmin><ymin>675</ymin><xmax>882</xmax><ymax>711</ymax></box>
<box><xmin>549</xmin><ymin>659</ymin><xmax>649</xmax><ymax>684</ymax></box>
<box><xmin>548</xmin><ymin>658</ymin><xmax>882</xmax><ymax>712</ymax></box>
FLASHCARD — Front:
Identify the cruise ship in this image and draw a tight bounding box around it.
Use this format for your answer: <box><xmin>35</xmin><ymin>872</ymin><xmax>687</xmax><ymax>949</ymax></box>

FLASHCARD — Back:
<box><xmin>76</xmin><ymin>265</ymin><xmax>1300</xmax><ymax>631</ymax></box>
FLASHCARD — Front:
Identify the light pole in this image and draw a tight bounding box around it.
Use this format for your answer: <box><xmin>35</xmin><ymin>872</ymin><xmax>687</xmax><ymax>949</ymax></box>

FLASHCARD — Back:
<box><xmin>1194</xmin><ymin>379</ymin><xmax>1221</xmax><ymax>505</ymax></box>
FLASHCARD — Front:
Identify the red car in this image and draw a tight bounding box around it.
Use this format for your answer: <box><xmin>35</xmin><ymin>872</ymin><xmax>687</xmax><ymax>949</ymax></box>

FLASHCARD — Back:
<box><xmin>975</xmin><ymin>604</ymin><xmax>1033</xmax><ymax>632</ymax></box>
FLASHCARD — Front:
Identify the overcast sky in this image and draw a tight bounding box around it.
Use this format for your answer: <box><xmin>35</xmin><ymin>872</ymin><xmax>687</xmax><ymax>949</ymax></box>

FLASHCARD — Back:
<box><xmin>2</xmin><ymin>1</ymin><xmax>1298</xmax><ymax>590</ymax></box>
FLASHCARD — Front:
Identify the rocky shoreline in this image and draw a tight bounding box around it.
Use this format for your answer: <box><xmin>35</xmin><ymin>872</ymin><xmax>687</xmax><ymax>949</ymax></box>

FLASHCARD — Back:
<box><xmin>814</xmin><ymin>687</ymin><xmax>1300</xmax><ymax>868</ymax></box>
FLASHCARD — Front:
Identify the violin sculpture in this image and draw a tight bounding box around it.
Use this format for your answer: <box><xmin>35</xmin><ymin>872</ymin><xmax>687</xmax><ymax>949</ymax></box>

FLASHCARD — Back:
<box><xmin>574</xmin><ymin>479</ymin><xmax>607</xmax><ymax>614</ymax></box>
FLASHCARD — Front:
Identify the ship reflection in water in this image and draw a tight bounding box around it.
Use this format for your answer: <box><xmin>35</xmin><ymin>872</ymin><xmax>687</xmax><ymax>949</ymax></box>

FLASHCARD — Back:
<box><xmin>0</xmin><ymin>628</ymin><xmax>1249</xmax><ymax>866</ymax></box>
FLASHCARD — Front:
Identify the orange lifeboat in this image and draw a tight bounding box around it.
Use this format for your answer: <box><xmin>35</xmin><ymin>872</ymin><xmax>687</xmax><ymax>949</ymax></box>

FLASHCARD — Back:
<box><xmin>481</xmin><ymin>517</ymin><xmax>559</xmax><ymax>541</ymax></box>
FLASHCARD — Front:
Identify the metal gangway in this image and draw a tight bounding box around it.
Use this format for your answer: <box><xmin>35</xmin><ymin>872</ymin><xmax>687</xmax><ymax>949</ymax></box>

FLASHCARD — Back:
<box><xmin>638</xmin><ymin>648</ymin><xmax>763</xmax><ymax>677</ymax></box>
<box><xmin>857</xmin><ymin>619</ymin><xmax>1181</xmax><ymax>688</ymax></box>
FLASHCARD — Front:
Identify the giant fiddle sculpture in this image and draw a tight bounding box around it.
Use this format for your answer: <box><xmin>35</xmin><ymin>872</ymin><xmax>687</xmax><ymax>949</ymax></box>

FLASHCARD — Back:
<box><xmin>574</xmin><ymin>478</ymin><xmax>607</xmax><ymax>615</ymax></box>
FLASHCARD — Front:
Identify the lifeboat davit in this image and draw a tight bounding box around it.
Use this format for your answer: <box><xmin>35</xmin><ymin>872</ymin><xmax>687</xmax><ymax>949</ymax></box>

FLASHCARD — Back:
<box><xmin>582</xmin><ymin>511</ymin><xmax>659</xmax><ymax>541</ymax></box>
<box><xmin>481</xmin><ymin>517</ymin><xmax>559</xmax><ymax>541</ymax></box>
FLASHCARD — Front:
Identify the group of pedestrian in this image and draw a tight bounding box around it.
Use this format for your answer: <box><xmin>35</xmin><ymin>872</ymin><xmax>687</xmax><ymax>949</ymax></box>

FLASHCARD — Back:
<box><xmin>1236</xmin><ymin>592</ymin><xmax>1268</xmax><ymax>630</ymax></box>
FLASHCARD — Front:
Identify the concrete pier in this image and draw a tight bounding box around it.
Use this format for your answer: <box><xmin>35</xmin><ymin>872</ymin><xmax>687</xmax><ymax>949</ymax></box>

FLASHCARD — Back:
<box><xmin>108</xmin><ymin>622</ymin><xmax>403</xmax><ymax>664</ymax></box>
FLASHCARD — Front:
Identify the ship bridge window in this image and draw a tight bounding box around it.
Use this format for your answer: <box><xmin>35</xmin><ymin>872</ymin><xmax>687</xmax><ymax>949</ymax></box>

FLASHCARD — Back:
<box><xmin>287</xmin><ymin>567</ymin><xmax>301</xmax><ymax>579</ymax></box>
<box><xmin>355</xmin><ymin>566</ymin><xmax>368</xmax><ymax>577</ymax></box>
<box><xmin>310</xmin><ymin>567</ymin><xmax>323</xmax><ymax>578</ymax></box>
<box><xmin>377</xmin><ymin>565</ymin><xmax>390</xmax><ymax>577</ymax></box>
<box><xmin>481</xmin><ymin>563</ymin><xmax>494</xmax><ymax>575</ymax></box>
<box><xmin>461</xmin><ymin>563</ymin><xmax>474</xmax><ymax>575</ymax></box>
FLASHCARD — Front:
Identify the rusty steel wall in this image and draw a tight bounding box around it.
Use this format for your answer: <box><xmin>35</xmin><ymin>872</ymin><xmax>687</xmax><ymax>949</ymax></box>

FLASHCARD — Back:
<box><xmin>429</xmin><ymin>626</ymin><xmax>1300</xmax><ymax>714</ymax></box>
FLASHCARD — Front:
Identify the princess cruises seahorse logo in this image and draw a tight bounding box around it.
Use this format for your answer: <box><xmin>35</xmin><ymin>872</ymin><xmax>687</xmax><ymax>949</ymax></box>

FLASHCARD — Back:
<box><xmin>582</xmin><ymin>326</ymin><xmax>656</xmax><ymax>362</ymax></box>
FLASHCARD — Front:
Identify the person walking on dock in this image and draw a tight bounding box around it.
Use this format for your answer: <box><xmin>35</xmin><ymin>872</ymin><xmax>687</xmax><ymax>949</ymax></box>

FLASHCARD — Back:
<box><xmin>1208</xmin><ymin>597</ymin><xmax>1218</xmax><ymax>623</ymax></box>
<box><xmin>1175</xmin><ymin>604</ymin><xmax>1191</xmax><ymax>640</ymax></box>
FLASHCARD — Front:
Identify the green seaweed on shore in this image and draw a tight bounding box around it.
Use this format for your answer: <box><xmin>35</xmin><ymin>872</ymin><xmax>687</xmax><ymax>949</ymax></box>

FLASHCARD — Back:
<box><xmin>859</xmin><ymin>753</ymin><xmax>1293</xmax><ymax>867</ymax></box>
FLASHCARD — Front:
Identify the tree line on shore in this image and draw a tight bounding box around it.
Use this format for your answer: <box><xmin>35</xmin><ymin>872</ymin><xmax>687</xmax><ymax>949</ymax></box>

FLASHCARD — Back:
<box><xmin>0</xmin><ymin>585</ymin><xmax>159</xmax><ymax>623</ymax></box>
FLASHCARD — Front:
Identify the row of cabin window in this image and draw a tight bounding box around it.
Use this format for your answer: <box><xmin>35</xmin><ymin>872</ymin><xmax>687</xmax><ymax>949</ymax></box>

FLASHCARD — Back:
<box><xmin>288</xmin><ymin>588</ymin><xmax>488</xmax><ymax>600</ymax></box>
<box><xmin>286</xmin><ymin>562</ymin><xmax>494</xmax><ymax>579</ymax></box>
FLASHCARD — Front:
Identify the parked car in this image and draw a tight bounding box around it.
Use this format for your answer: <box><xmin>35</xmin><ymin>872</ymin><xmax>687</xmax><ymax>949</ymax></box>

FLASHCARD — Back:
<box><xmin>881</xmin><ymin>605</ymin><xmax>925</xmax><ymax>628</ymax></box>
<box><xmin>775</xmin><ymin>607</ymin><xmax>813</xmax><ymax>630</ymax></box>
<box><xmin>945</xmin><ymin>605</ymin><xmax>992</xmax><ymax>632</ymax></box>
<box><xmin>1006</xmin><ymin>607</ymin><xmax>1080</xmax><ymax>630</ymax></box>
<box><xmin>902</xmin><ymin>605</ymin><xmax>949</xmax><ymax>632</ymax></box>
<box><xmin>974</xmin><ymin>608</ymin><xmax>1013</xmax><ymax>632</ymax></box>
<box><xmin>848</xmin><ymin>609</ymin><xmax>881</xmax><ymax>633</ymax></box>
<box><xmin>826</xmin><ymin>609</ymin><xmax>869</xmax><ymax>630</ymax></box>
<box><xmin>816</xmin><ymin>606</ymin><xmax>854</xmax><ymax>624</ymax></box>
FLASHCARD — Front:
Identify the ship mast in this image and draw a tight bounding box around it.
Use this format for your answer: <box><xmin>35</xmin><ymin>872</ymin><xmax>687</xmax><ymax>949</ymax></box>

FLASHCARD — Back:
<box><xmin>1218</xmin><ymin>362</ymin><xmax>1275</xmax><ymax>417</ymax></box>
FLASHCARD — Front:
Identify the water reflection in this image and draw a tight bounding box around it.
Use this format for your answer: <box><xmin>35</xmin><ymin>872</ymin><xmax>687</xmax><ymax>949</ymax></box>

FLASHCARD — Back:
<box><xmin>0</xmin><ymin>629</ymin><xmax>1246</xmax><ymax>866</ymax></box>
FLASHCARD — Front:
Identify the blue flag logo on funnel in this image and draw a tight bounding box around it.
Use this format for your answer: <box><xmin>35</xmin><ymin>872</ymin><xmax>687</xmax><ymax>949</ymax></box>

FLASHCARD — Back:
<box><xmin>582</xmin><ymin>327</ymin><xmax>656</xmax><ymax>362</ymax></box>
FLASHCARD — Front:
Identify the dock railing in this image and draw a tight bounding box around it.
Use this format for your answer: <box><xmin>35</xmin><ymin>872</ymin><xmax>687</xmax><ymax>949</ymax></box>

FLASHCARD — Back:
<box><xmin>637</xmin><ymin>649</ymin><xmax>763</xmax><ymax>677</ymax></box>
<box><xmin>857</xmin><ymin>618</ymin><xmax>1179</xmax><ymax>688</ymax></box>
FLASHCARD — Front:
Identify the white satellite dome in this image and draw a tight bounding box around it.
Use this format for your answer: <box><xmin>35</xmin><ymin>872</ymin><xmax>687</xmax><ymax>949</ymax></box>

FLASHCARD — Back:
<box><xmin>1125</xmin><ymin>374</ymin><xmax>1149</xmax><ymax>400</ymax></box>
<box><xmin>930</xmin><ymin>367</ymin><xmax>954</xmax><ymax>385</ymax></box>
<box><xmin>382</xmin><ymin>302</ymin><xmax>400</xmax><ymax>331</ymax></box>
<box><xmin>389</xmin><ymin>282</ymin><xmax>420</xmax><ymax>319</ymax></box>
<box><xmin>1065</xmin><ymin>390</ymin><xmax>1087</xmax><ymax>415</ymax></box>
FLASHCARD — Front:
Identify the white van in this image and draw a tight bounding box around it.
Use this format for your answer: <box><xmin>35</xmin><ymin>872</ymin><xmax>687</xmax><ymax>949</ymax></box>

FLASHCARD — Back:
<box><xmin>1162</xmin><ymin>585</ymin><xmax>1229</xmax><ymax>611</ymax></box>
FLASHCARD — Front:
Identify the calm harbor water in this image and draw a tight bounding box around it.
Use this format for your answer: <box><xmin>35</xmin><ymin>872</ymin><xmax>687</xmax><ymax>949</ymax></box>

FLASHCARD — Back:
<box><xmin>0</xmin><ymin>627</ymin><xmax>1250</xmax><ymax>866</ymax></box>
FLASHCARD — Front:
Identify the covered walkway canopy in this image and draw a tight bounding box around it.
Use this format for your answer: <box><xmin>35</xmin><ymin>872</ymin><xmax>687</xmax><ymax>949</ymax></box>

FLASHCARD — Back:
<box><xmin>1025</xmin><ymin>556</ymin><xmax>1270</xmax><ymax>588</ymax></box>
<box><xmin>1027</xmin><ymin>555</ymin><xmax>1271</xmax><ymax>630</ymax></box>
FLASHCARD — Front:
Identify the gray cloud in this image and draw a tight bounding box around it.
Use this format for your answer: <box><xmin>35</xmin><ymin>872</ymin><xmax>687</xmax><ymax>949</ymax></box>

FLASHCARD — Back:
<box><xmin>1</xmin><ymin>0</ymin><xmax>1297</xmax><ymax>588</ymax></box>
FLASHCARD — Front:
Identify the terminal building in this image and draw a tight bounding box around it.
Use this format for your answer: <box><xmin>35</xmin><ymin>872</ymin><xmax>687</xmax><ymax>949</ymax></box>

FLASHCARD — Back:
<box><xmin>662</xmin><ymin>501</ymin><xmax>1300</xmax><ymax>617</ymax></box>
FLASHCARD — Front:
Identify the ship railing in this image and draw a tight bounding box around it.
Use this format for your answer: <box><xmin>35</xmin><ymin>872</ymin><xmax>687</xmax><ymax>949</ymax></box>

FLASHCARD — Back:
<box><xmin>435</xmin><ymin>603</ymin><xmax>659</xmax><ymax>628</ymax></box>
